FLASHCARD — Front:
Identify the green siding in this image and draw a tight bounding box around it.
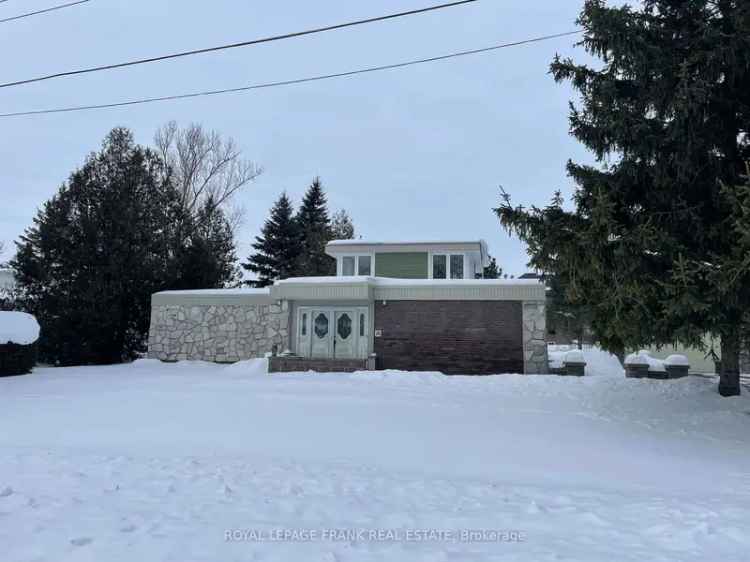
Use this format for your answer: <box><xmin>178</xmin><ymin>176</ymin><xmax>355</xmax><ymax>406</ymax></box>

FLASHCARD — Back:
<box><xmin>375</xmin><ymin>252</ymin><xmax>428</xmax><ymax>279</ymax></box>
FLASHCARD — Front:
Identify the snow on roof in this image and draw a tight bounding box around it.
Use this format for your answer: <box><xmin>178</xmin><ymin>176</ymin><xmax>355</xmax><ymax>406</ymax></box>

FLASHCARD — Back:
<box><xmin>0</xmin><ymin>311</ymin><xmax>40</xmax><ymax>346</ymax></box>
<box><xmin>274</xmin><ymin>276</ymin><xmax>542</xmax><ymax>287</ymax></box>
<box><xmin>274</xmin><ymin>276</ymin><xmax>372</xmax><ymax>285</ymax></box>
<box><xmin>327</xmin><ymin>240</ymin><xmax>490</xmax><ymax>267</ymax></box>
<box><xmin>327</xmin><ymin>239</ymin><xmax>486</xmax><ymax>247</ymax></box>
<box><xmin>371</xmin><ymin>277</ymin><xmax>541</xmax><ymax>287</ymax></box>
<box><xmin>154</xmin><ymin>288</ymin><xmax>271</xmax><ymax>296</ymax></box>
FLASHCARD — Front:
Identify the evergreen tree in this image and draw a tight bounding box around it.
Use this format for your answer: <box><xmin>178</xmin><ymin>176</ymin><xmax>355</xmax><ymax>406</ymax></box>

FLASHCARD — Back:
<box><xmin>242</xmin><ymin>193</ymin><xmax>302</xmax><ymax>287</ymax></box>
<box><xmin>175</xmin><ymin>196</ymin><xmax>240</xmax><ymax>290</ymax></box>
<box><xmin>295</xmin><ymin>177</ymin><xmax>335</xmax><ymax>276</ymax></box>
<box><xmin>331</xmin><ymin>209</ymin><xmax>355</xmax><ymax>240</ymax></box>
<box><xmin>483</xmin><ymin>256</ymin><xmax>502</xmax><ymax>279</ymax></box>
<box><xmin>497</xmin><ymin>1</ymin><xmax>750</xmax><ymax>396</ymax></box>
<box><xmin>545</xmin><ymin>273</ymin><xmax>592</xmax><ymax>350</ymax></box>
<box><xmin>11</xmin><ymin>128</ymin><xmax>186</xmax><ymax>365</ymax></box>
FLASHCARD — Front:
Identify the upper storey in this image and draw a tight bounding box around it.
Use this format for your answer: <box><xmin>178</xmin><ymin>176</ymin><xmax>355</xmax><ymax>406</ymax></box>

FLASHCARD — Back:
<box><xmin>325</xmin><ymin>240</ymin><xmax>490</xmax><ymax>280</ymax></box>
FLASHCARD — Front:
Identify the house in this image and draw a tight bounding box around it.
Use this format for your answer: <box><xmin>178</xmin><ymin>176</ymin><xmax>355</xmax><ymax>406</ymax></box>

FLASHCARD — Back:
<box><xmin>148</xmin><ymin>240</ymin><xmax>548</xmax><ymax>375</ymax></box>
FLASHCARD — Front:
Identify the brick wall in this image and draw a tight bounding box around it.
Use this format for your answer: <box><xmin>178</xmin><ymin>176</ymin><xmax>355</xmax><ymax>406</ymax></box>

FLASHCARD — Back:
<box><xmin>269</xmin><ymin>357</ymin><xmax>367</xmax><ymax>373</ymax></box>
<box><xmin>373</xmin><ymin>300</ymin><xmax>524</xmax><ymax>375</ymax></box>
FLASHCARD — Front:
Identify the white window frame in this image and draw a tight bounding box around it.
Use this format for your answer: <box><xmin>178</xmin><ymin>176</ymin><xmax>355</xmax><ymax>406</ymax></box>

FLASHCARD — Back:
<box><xmin>429</xmin><ymin>252</ymin><xmax>467</xmax><ymax>279</ymax></box>
<box><xmin>336</xmin><ymin>253</ymin><xmax>375</xmax><ymax>277</ymax></box>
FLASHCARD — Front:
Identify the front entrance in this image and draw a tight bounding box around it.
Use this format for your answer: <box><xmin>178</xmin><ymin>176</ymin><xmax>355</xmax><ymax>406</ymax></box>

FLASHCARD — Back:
<box><xmin>297</xmin><ymin>307</ymin><xmax>368</xmax><ymax>359</ymax></box>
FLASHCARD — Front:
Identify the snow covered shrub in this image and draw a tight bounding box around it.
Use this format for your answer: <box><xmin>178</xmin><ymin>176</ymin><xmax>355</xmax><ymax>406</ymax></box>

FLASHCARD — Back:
<box><xmin>0</xmin><ymin>312</ymin><xmax>40</xmax><ymax>376</ymax></box>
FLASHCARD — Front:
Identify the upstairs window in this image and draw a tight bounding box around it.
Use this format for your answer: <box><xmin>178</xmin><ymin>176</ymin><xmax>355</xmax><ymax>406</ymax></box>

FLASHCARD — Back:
<box><xmin>358</xmin><ymin>255</ymin><xmax>372</xmax><ymax>276</ymax></box>
<box><xmin>432</xmin><ymin>254</ymin><xmax>447</xmax><ymax>279</ymax></box>
<box><xmin>432</xmin><ymin>253</ymin><xmax>465</xmax><ymax>279</ymax></box>
<box><xmin>342</xmin><ymin>256</ymin><xmax>356</xmax><ymax>276</ymax></box>
<box><xmin>450</xmin><ymin>255</ymin><xmax>464</xmax><ymax>279</ymax></box>
<box><xmin>341</xmin><ymin>255</ymin><xmax>372</xmax><ymax>276</ymax></box>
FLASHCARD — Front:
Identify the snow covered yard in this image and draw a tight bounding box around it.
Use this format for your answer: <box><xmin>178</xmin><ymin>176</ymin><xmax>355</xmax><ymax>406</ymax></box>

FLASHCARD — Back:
<box><xmin>1</xmin><ymin>359</ymin><xmax>749</xmax><ymax>562</ymax></box>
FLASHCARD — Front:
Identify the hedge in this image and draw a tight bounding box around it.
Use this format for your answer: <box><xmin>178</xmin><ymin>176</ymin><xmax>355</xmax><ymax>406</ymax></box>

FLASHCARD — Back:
<box><xmin>0</xmin><ymin>342</ymin><xmax>37</xmax><ymax>376</ymax></box>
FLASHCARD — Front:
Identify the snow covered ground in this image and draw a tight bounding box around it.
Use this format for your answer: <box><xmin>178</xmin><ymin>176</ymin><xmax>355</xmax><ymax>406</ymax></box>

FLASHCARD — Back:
<box><xmin>1</xmin><ymin>356</ymin><xmax>749</xmax><ymax>561</ymax></box>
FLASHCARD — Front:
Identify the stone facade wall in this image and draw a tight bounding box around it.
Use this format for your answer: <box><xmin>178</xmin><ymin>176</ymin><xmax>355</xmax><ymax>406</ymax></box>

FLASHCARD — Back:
<box><xmin>522</xmin><ymin>301</ymin><xmax>548</xmax><ymax>374</ymax></box>
<box><xmin>148</xmin><ymin>302</ymin><xmax>289</xmax><ymax>363</ymax></box>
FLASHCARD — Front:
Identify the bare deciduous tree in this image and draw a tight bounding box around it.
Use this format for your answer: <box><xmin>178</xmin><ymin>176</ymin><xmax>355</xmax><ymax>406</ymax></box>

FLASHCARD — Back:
<box><xmin>154</xmin><ymin>121</ymin><xmax>262</xmax><ymax>217</ymax></box>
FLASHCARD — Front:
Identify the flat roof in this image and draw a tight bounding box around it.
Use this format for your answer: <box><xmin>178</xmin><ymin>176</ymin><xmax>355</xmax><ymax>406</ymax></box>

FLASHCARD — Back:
<box><xmin>154</xmin><ymin>288</ymin><xmax>270</xmax><ymax>296</ymax></box>
<box><xmin>326</xmin><ymin>239</ymin><xmax>490</xmax><ymax>267</ymax></box>
<box><xmin>272</xmin><ymin>276</ymin><xmax>544</xmax><ymax>302</ymax></box>
<box><xmin>327</xmin><ymin>239</ymin><xmax>486</xmax><ymax>247</ymax></box>
<box><xmin>274</xmin><ymin>276</ymin><xmax>541</xmax><ymax>287</ymax></box>
<box><xmin>152</xmin><ymin>277</ymin><xmax>546</xmax><ymax>305</ymax></box>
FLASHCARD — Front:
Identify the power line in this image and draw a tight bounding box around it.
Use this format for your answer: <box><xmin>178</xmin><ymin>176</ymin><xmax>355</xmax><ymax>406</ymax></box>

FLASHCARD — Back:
<box><xmin>0</xmin><ymin>0</ymin><xmax>478</xmax><ymax>90</ymax></box>
<box><xmin>0</xmin><ymin>31</ymin><xmax>583</xmax><ymax>119</ymax></box>
<box><xmin>0</xmin><ymin>0</ymin><xmax>90</xmax><ymax>24</ymax></box>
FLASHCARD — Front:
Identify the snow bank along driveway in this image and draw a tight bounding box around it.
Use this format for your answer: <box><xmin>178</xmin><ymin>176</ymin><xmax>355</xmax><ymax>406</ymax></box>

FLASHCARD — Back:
<box><xmin>1</xmin><ymin>359</ymin><xmax>749</xmax><ymax>562</ymax></box>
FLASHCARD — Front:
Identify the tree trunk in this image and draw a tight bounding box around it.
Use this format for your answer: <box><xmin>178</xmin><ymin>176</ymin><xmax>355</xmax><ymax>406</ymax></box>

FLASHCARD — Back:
<box><xmin>719</xmin><ymin>330</ymin><xmax>741</xmax><ymax>397</ymax></box>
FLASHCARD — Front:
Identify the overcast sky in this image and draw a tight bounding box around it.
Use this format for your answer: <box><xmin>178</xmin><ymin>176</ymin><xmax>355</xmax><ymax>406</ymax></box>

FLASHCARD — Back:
<box><xmin>0</xmin><ymin>0</ymin><xmax>596</xmax><ymax>274</ymax></box>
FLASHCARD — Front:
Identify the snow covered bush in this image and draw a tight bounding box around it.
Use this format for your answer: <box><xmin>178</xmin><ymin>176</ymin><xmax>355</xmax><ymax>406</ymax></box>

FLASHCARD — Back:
<box><xmin>0</xmin><ymin>312</ymin><xmax>40</xmax><ymax>376</ymax></box>
<box><xmin>625</xmin><ymin>351</ymin><xmax>668</xmax><ymax>379</ymax></box>
<box><xmin>547</xmin><ymin>345</ymin><xmax>623</xmax><ymax>377</ymax></box>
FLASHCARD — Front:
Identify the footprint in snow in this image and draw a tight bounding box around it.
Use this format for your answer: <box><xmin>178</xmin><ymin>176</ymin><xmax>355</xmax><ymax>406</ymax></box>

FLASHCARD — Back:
<box><xmin>526</xmin><ymin>500</ymin><xmax>547</xmax><ymax>514</ymax></box>
<box><xmin>120</xmin><ymin>524</ymin><xmax>137</xmax><ymax>533</ymax></box>
<box><xmin>0</xmin><ymin>487</ymin><xmax>13</xmax><ymax>498</ymax></box>
<box><xmin>578</xmin><ymin>511</ymin><xmax>609</xmax><ymax>526</ymax></box>
<box><xmin>70</xmin><ymin>537</ymin><xmax>93</xmax><ymax>547</ymax></box>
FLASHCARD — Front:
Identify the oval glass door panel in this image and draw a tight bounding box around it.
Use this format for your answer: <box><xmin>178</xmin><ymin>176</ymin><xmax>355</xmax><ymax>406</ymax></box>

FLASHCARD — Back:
<box><xmin>337</xmin><ymin>313</ymin><xmax>352</xmax><ymax>339</ymax></box>
<box><xmin>334</xmin><ymin>310</ymin><xmax>356</xmax><ymax>359</ymax></box>
<box><xmin>311</xmin><ymin>311</ymin><xmax>331</xmax><ymax>358</ymax></box>
<box><xmin>314</xmin><ymin>313</ymin><xmax>329</xmax><ymax>339</ymax></box>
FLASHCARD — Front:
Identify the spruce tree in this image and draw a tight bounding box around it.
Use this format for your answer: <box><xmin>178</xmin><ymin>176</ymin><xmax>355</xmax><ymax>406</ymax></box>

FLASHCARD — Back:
<box><xmin>176</xmin><ymin>196</ymin><xmax>240</xmax><ymax>289</ymax></box>
<box><xmin>296</xmin><ymin>177</ymin><xmax>335</xmax><ymax>276</ymax></box>
<box><xmin>497</xmin><ymin>1</ymin><xmax>750</xmax><ymax>396</ymax></box>
<box><xmin>242</xmin><ymin>193</ymin><xmax>302</xmax><ymax>287</ymax></box>
<box><xmin>11</xmin><ymin>128</ymin><xmax>186</xmax><ymax>365</ymax></box>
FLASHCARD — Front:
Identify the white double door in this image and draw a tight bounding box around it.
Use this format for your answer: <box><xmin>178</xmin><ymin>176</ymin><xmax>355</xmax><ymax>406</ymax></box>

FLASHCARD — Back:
<box><xmin>298</xmin><ymin>307</ymin><xmax>368</xmax><ymax>359</ymax></box>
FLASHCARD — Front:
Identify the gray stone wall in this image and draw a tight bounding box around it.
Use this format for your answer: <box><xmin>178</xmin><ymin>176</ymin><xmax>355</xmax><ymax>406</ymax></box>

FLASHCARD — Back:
<box><xmin>148</xmin><ymin>302</ymin><xmax>289</xmax><ymax>363</ymax></box>
<box><xmin>522</xmin><ymin>301</ymin><xmax>548</xmax><ymax>374</ymax></box>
